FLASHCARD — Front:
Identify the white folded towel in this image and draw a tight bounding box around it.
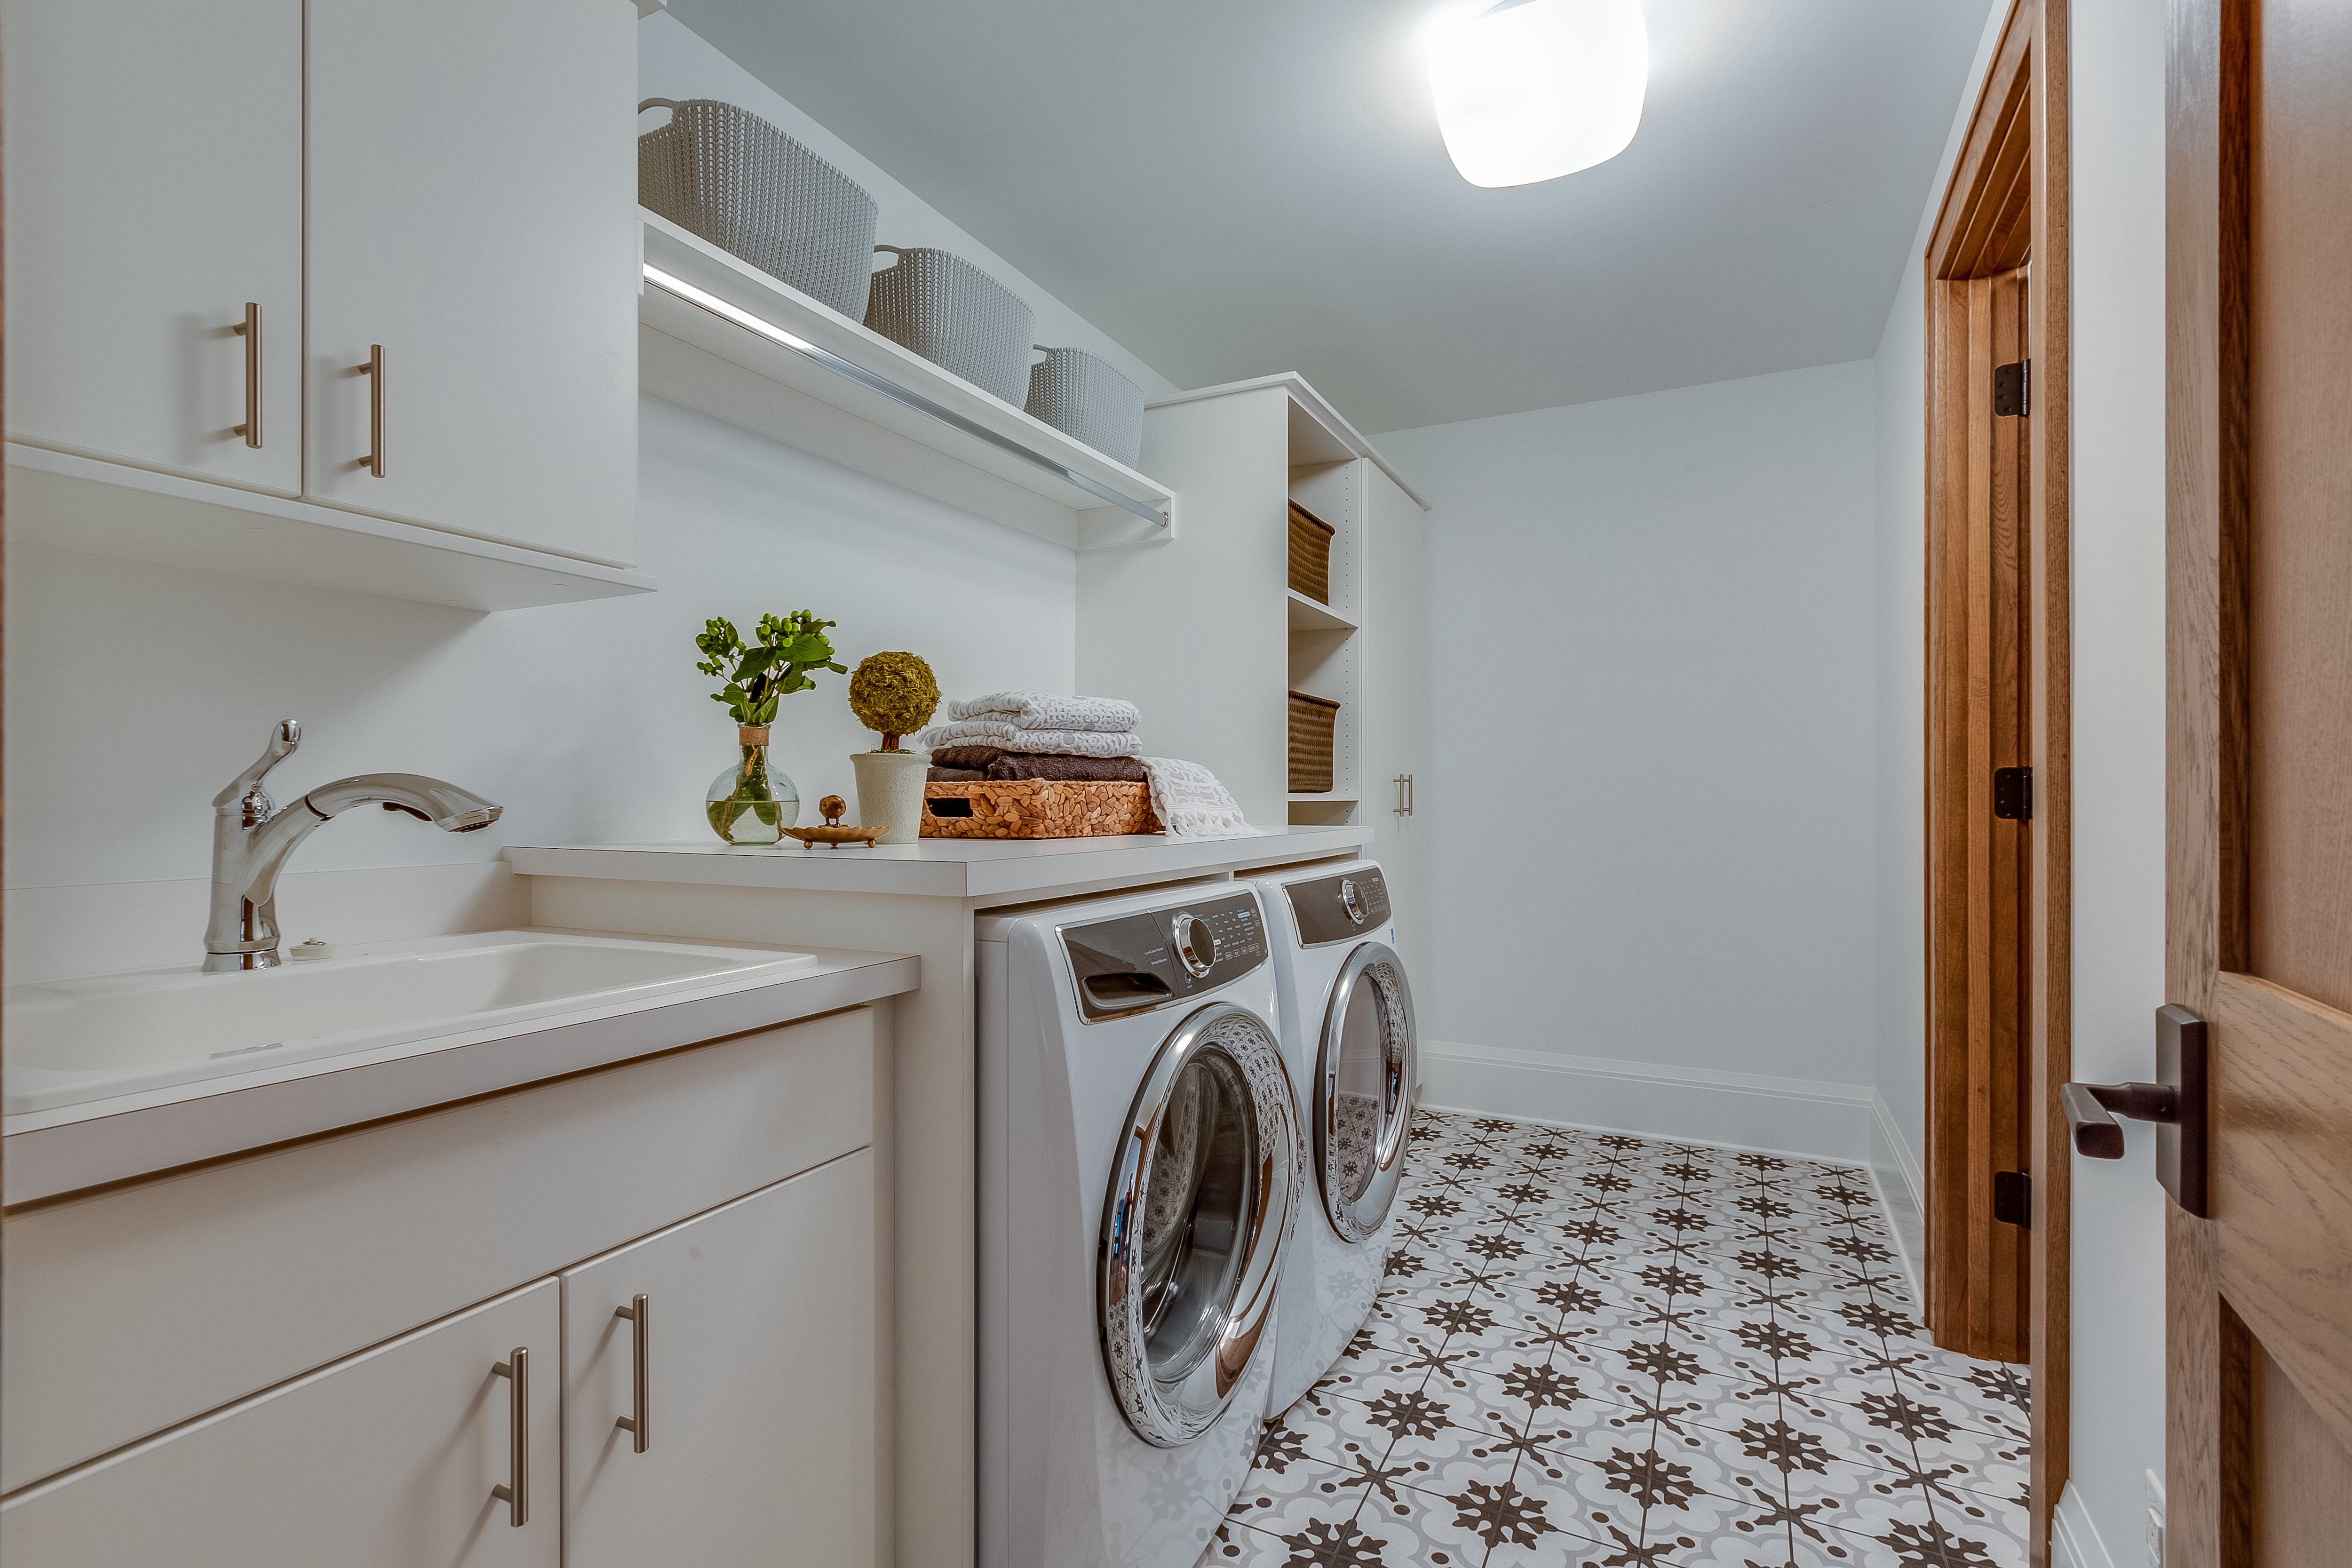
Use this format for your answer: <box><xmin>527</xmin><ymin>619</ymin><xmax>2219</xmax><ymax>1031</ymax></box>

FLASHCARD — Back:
<box><xmin>946</xmin><ymin>691</ymin><xmax>1139</xmax><ymax>733</ymax></box>
<box><xmin>1142</xmin><ymin>757</ymin><xmax>1263</xmax><ymax>839</ymax></box>
<box><xmin>920</xmin><ymin>720</ymin><xmax>1143</xmax><ymax>758</ymax></box>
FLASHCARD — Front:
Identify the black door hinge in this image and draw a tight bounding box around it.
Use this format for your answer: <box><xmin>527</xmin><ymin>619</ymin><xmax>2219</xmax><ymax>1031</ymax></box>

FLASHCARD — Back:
<box><xmin>1994</xmin><ymin>1170</ymin><xmax>2031</xmax><ymax>1228</ymax></box>
<box><xmin>1993</xmin><ymin>765</ymin><xmax>2033</xmax><ymax>821</ymax></box>
<box><xmin>1994</xmin><ymin>360</ymin><xmax>2031</xmax><ymax>417</ymax></box>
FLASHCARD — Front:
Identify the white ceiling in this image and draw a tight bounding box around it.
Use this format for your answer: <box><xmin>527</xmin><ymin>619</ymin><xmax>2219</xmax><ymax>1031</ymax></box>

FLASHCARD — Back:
<box><xmin>670</xmin><ymin>0</ymin><xmax>1990</xmax><ymax>434</ymax></box>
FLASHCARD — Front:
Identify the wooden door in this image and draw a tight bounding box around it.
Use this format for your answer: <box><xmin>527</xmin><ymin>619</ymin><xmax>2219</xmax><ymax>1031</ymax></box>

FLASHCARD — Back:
<box><xmin>2167</xmin><ymin>0</ymin><xmax>2352</xmax><ymax>1557</ymax></box>
<box><xmin>0</xmin><ymin>1281</ymin><xmax>560</xmax><ymax>1566</ymax></box>
<box><xmin>1926</xmin><ymin>263</ymin><xmax>2035</xmax><ymax>1364</ymax></box>
<box><xmin>0</xmin><ymin>0</ymin><xmax>302</xmax><ymax>494</ymax></box>
<box><xmin>564</xmin><ymin>1151</ymin><xmax>878</xmax><ymax>1567</ymax></box>
<box><xmin>303</xmin><ymin>0</ymin><xmax>637</xmax><ymax>565</ymax></box>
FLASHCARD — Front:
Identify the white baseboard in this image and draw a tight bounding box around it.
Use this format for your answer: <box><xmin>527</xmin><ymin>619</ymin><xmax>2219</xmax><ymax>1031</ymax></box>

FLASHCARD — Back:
<box><xmin>1417</xmin><ymin>1040</ymin><xmax>1876</xmax><ymax>1165</ymax></box>
<box><xmin>2053</xmin><ymin>1480</ymin><xmax>2122</xmax><ymax>1568</ymax></box>
<box><xmin>5</xmin><ymin>859</ymin><xmax>531</xmax><ymax>983</ymax></box>
<box><xmin>1867</xmin><ymin>1090</ymin><xmax>1926</xmax><ymax>1211</ymax></box>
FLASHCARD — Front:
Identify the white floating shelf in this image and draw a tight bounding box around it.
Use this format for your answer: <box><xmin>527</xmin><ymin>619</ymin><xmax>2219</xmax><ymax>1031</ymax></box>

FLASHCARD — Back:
<box><xmin>637</xmin><ymin>213</ymin><xmax>1175</xmax><ymax>550</ymax></box>
<box><xmin>1287</xmin><ymin>589</ymin><xmax>1359</xmax><ymax>633</ymax></box>
<box><xmin>5</xmin><ymin>442</ymin><xmax>655</xmax><ymax>612</ymax></box>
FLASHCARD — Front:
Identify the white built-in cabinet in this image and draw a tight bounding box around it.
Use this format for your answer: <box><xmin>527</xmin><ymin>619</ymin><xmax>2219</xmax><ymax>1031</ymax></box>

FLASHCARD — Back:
<box><xmin>0</xmin><ymin>0</ymin><xmax>305</xmax><ymax>496</ymax></box>
<box><xmin>0</xmin><ymin>0</ymin><xmax>646</xmax><ymax>606</ymax></box>
<box><xmin>564</xmin><ymin>1154</ymin><xmax>877</xmax><ymax>1567</ymax></box>
<box><xmin>1362</xmin><ymin>461</ymin><xmax>1433</xmax><ymax>987</ymax></box>
<box><xmin>0</xmin><ymin>1011</ymin><xmax>882</xmax><ymax>1566</ymax></box>
<box><xmin>0</xmin><ymin>1282</ymin><xmax>565</xmax><ymax>1567</ymax></box>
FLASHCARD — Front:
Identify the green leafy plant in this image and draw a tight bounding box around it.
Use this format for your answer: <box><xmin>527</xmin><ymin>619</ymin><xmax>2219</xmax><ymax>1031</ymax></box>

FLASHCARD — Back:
<box><xmin>847</xmin><ymin>652</ymin><xmax>941</xmax><ymax>751</ymax></box>
<box><xmin>694</xmin><ymin>611</ymin><xmax>846</xmax><ymax>727</ymax></box>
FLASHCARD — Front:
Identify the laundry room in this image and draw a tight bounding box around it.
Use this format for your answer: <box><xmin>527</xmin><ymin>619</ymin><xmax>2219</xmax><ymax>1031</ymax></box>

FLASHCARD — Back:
<box><xmin>1</xmin><ymin>0</ymin><xmax>2295</xmax><ymax>1562</ymax></box>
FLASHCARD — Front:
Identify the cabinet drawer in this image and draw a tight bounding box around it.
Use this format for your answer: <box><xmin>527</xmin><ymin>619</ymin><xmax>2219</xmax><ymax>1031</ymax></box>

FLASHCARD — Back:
<box><xmin>2</xmin><ymin>1007</ymin><xmax>875</xmax><ymax>1491</ymax></box>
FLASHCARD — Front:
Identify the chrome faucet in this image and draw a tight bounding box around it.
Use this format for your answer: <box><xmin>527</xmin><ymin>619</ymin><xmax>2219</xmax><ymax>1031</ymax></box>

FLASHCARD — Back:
<box><xmin>204</xmin><ymin>719</ymin><xmax>503</xmax><ymax>973</ymax></box>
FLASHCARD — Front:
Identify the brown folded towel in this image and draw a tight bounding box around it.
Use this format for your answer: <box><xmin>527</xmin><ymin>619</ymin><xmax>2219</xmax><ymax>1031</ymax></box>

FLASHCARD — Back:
<box><xmin>985</xmin><ymin>754</ymin><xmax>1150</xmax><ymax>783</ymax></box>
<box><xmin>930</xmin><ymin>745</ymin><xmax>1005</xmax><ymax>769</ymax></box>
<box><xmin>927</xmin><ymin>766</ymin><xmax>988</xmax><ymax>782</ymax></box>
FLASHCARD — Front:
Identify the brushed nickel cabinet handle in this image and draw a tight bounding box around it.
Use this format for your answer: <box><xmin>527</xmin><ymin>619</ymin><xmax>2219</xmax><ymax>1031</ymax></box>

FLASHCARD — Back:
<box><xmin>614</xmin><ymin>1294</ymin><xmax>650</xmax><ymax>1453</ymax></box>
<box><xmin>358</xmin><ymin>344</ymin><xmax>384</xmax><ymax>477</ymax></box>
<box><xmin>491</xmin><ymin>1347</ymin><xmax>529</xmax><ymax>1527</ymax></box>
<box><xmin>231</xmin><ymin>303</ymin><xmax>262</xmax><ymax>448</ymax></box>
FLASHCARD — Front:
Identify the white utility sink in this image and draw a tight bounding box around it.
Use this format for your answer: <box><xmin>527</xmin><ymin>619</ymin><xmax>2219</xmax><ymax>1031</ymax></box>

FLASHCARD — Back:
<box><xmin>4</xmin><ymin>931</ymin><xmax>822</xmax><ymax>1114</ymax></box>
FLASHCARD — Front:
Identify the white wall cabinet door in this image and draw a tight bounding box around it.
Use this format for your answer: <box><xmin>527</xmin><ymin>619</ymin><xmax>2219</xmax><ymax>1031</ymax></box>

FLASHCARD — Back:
<box><xmin>1365</xmin><ymin>463</ymin><xmax>1432</xmax><ymax>990</ymax></box>
<box><xmin>1</xmin><ymin>0</ymin><xmax>302</xmax><ymax>494</ymax></box>
<box><xmin>0</xmin><ymin>1281</ymin><xmax>561</xmax><ymax>1568</ymax></box>
<box><xmin>304</xmin><ymin>0</ymin><xmax>638</xmax><ymax>565</ymax></box>
<box><xmin>564</xmin><ymin>1151</ymin><xmax>878</xmax><ymax>1567</ymax></box>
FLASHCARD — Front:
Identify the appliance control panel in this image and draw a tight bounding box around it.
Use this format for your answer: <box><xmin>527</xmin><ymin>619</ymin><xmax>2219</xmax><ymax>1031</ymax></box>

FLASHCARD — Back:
<box><xmin>1063</xmin><ymin>891</ymin><xmax>1267</xmax><ymax>1021</ymax></box>
<box><xmin>1286</xmin><ymin>866</ymin><xmax>1391</xmax><ymax>947</ymax></box>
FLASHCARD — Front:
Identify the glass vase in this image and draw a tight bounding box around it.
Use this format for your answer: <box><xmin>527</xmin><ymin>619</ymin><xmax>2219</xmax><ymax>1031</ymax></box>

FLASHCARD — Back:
<box><xmin>706</xmin><ymin>724</ymin><xmax>800</xmax><ymax>845</ymax></box>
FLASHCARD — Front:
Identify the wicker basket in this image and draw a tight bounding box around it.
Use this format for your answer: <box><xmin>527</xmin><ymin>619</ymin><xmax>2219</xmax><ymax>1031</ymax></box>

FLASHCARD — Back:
<box><xmin>1025</xmin><ymin>346</ymin><xmax>1145</xmax><ymax>469</ymax></box>
<box><xmin>1288</xmin><ymin>501</ymin><xmax>1335</xmax><ymax>604</ymax></box>
<box><xmin>637</xmin><ymin>99</ymin><xmax>878</xmax><ymax>321</ymax></box>
<box><xmin>920</xmin><ymin>780</ymin><xmax>1160</xmax><ymax>839</ymax></box>
<box><xmin>865</xmin><ymin>247</ymin><xmax>1035</xmax><ymax>406</ymax></box>
<box><xmin>1288</xmin><ymin>691</ymin><xmax>1341</xmax><ymax>794</ymax></box>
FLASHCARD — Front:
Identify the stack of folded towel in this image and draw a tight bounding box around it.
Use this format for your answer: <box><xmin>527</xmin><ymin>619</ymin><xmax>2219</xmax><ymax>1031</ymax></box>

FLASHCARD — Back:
<box><xmin>922</xmin><ymin>691</ymin><xmax>1260</xmax><ymax>839</ymax></box>
<box><xmin>922</xmin><ymin>692</ymin><xmax>1146</xmax><ymax>784</ymax></box>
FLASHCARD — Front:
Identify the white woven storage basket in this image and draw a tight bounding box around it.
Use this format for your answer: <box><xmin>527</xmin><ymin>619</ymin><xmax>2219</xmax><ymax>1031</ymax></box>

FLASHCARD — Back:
<box><xmin>638</xmin><ymin>98</ymin><xmax>878</xmax><ymax>321</ymax></box>
<box><xmin>863</xmin><ymin>246</ymin><xmax>1035</xmax><ymax>406</ymax></box>
<box><xmin>1024</xmin><ymin>345</ymin><xmax>1145</xmax><ymax>469</ymax></box>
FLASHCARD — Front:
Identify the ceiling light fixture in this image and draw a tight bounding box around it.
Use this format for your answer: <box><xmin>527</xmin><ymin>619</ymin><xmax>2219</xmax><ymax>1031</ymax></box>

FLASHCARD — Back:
<box><xmin>1428</xmin><ymin>0</ymin><xmax>1648</xmax><ymax>188</ymax></box>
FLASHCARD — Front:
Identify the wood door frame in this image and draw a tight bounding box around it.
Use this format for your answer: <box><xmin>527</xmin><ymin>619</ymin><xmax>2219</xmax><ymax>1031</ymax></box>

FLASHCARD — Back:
<box><xmin>1921</xmin><ymin>0</ymin><xmax>2072</xmax><ymax>1560</ymax></box>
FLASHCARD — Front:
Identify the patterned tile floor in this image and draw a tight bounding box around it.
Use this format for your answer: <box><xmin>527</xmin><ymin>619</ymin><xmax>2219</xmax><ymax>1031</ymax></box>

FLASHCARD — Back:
<box><xmin>1209</xmin><ymin>1111</ymin><xmax>2029</xmax><ymax>1568</ymax></box>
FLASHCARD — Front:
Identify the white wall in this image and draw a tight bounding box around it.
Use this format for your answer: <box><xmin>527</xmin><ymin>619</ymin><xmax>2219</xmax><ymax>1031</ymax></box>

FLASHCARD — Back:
<box><xmin>2</xmin><ymin>14</ymin><xmax>1169</xmax><ymax>983</ymax></box>
<box><xmin>2058</xmin><ymin>0</ymin><xmax>2170</xmax><ymax>1554</ymax></box>
<box><xmin>1378</xmin><ymin>362</ymin><xmax>1882</xmax><ymax>1159</ymax></box>
<box><xmin>1868</xmin><ymin>0</ymin><xmax>2170</xmax><ymax>1559</ymax></box>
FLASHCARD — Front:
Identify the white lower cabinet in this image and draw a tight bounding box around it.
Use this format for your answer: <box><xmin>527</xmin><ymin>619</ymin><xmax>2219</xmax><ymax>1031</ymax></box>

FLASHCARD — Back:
<box><xmin>0</xmin><ymin>1281</ymin><xmax>562</xmax><ymax>1567</ymax></box>
<box><xmin>564</xmin><ymin>1151</ymin><xmax>878</xmax><ymax>1566</ymax></box>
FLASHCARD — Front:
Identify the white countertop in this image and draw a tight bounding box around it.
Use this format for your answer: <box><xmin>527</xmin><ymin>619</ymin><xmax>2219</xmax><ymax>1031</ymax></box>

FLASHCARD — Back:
<box><xmin>503</xmin><ymin>824</ymin><xmax>1374</xmax><ymax>902</ymax></box>
<box><xmin>4</xmin><ymin>935</ymin><xmax>919</xmax><ymax>1206</ymax></box>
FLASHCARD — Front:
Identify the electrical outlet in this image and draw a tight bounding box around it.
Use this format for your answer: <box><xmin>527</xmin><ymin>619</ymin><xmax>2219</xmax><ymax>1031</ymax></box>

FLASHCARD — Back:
<box><xmin>2145</xmin><ymin>1469</ymin><xmax>2167</xmax><ymax>1568</ymax></box>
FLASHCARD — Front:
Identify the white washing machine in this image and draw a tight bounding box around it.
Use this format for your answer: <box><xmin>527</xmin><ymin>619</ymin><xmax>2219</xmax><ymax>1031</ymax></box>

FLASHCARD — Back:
<box><xmin>977</xmin><ymin>883</ymin><xmax>1303</xmax><ymax>1568</ymax></box>
<box><xmin>1242</xmin><ymin>858</ymin><xmax>1418</xmax><ymax>1416</ymax></box>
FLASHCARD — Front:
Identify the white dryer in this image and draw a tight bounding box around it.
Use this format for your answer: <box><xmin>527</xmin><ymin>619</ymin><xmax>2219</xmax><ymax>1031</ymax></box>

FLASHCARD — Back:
<box><xmin>1242</xmin><ymin>859</ymin><xmax>1418</xmax><ymax>1416</ymax></box>
<box><xmin>977</xmin><ymin>883</ymin><xmax>1303</xmax><ymax>1568</ymax></box>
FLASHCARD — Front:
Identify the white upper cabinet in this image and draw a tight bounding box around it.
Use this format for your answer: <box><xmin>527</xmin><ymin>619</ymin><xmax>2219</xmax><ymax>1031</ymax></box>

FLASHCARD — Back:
<box><xmin>305</xmin><ymin>0</ymin><xmax>638</xmax><ymax>565</ymax></box>
<box><xmin>0</xmin><ymin>1281</ymin><xmax>562</xmax><ymax>1568</ymax></box>
<box><xmin>1</xmin><ymin>0</ymin><xmax>303</xmax><ymax>494</ymax></box>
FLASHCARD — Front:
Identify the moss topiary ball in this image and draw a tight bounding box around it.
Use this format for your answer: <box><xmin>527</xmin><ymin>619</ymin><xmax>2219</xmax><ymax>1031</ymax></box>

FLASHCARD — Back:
<box><xmin>847</xmin><ymin>652</ymin><xmax>940</xmax><ymax>748</ymax></box>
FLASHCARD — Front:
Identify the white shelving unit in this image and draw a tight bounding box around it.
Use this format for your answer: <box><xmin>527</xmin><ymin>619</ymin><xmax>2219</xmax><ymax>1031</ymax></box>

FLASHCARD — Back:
<box><xmin>1076</xmin><ymin>372</ymin><xmax>1429</xmax><ymax>835</ymax></box>
<box><xmin>637</xmin><ymin>213</ymin><xmax>1175</xmax><ymax>551</ymax></box>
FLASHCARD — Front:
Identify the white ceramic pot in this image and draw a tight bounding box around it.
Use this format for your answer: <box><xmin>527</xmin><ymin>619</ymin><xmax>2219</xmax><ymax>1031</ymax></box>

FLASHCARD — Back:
<box><xmin>851</xmin><ymin>749</ymin><xmax>929</xmax><ymax>845</ymax></box>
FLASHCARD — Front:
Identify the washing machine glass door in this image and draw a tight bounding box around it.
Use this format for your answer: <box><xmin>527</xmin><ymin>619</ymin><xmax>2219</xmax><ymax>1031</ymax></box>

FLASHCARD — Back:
<box><xmin>1316</xmin><ymin>942</ymin><xmax>1418</xmax><ymax>1242</ymax></box>
<box><xmin>1100</xmin><ymin>1001</ymin><xmax>1301</xmax><ymax>1448</ymax></box>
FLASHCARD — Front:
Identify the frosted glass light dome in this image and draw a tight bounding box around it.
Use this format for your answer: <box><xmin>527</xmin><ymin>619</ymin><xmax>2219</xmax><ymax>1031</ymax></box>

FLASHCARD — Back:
<box><xmin>1429</xmin><ymin>0</ymin><xmax>1649</xmax><ymax>188</ymax></box>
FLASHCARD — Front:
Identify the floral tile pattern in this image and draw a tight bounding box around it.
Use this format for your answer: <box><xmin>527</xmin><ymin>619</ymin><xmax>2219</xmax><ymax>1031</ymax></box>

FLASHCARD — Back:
<box><xmin>1208</xmin><ymin>1111</ymin><xmax>2028</xmax><ymax>1568</ymax></box>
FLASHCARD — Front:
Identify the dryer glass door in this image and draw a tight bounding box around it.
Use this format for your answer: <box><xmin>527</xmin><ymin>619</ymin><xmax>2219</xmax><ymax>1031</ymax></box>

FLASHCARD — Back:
<box><xmin>1100</xmin><ymin>1002</ymin><xmax>1299</xmax><ymax>1447</ymax></box>
<box><xmin>1317</xmin><ymin>942</ymin><xmax>1418</xmax><ymax>1242</ymax></box>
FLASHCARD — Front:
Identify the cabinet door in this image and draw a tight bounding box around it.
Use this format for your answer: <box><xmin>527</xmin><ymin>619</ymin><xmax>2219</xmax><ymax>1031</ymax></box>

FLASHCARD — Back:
<box><xmin>1365</xmin><ymin>465</ymin><xmax>1432</xmax><ymax>993</ymax></box>
<box><xmin>1</xmin><ymin>0</ymin><xmax>302</xmax><ymax>493</ymax></box>
<box><xmin>0</xmin><ymin>1281</ymin><xmax>560</xmax><ymax>1568</ymax></box>
<box><xmin>304</xmin><ymin>0</ymin><xmax>637</xmax><ymax>565</ymax></box>
<box><xmin>565</xmin><ymin>1151</ymin><xmax>878</xmax><ymax>1567</ymax></box>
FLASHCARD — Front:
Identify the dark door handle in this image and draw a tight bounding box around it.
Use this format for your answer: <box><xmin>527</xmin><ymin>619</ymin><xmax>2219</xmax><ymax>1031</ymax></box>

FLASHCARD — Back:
<box><xmin>2059</xmin><ymin>1003</ymin><xmax>2207</xmax><ymax>1216</ymax></box>
<box><xmin>2060</xmin><ymin>1080</ymin><xmax>2178</xmax><ymax>1157</ymax></box>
